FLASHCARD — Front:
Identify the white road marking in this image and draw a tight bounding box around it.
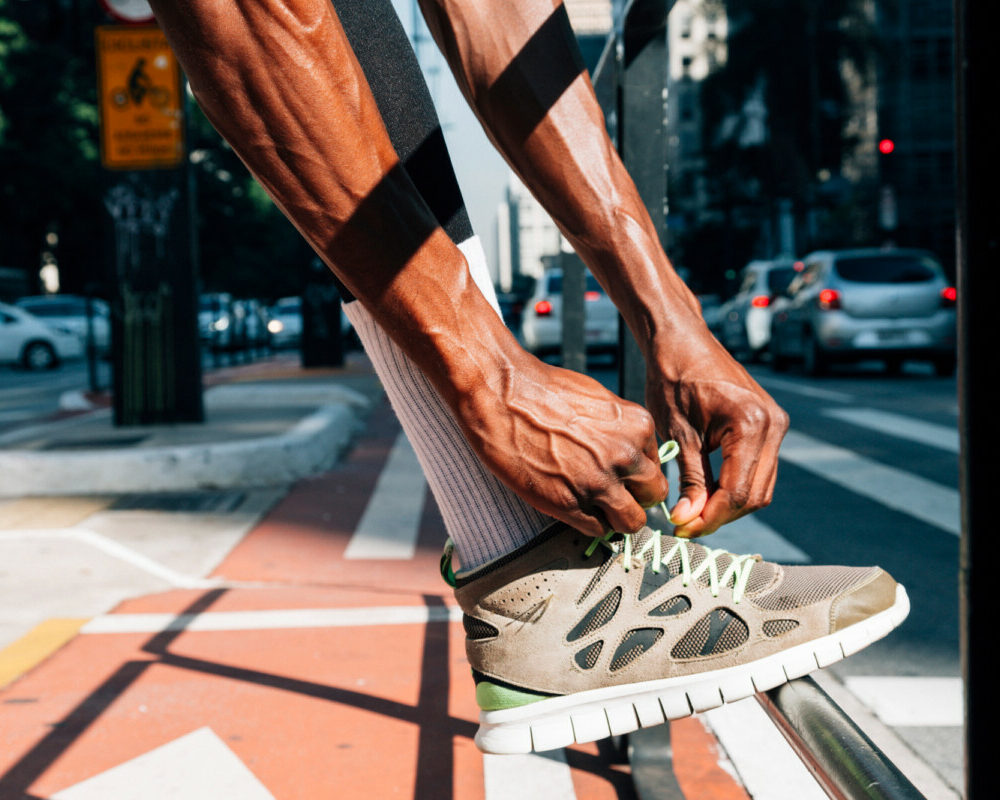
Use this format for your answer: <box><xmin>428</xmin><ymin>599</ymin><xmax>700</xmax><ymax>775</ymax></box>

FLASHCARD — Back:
<box><xmin>697</xmin><ymin>514</ymin><xmax>811</xmax><ymax>563</ymax></box>
<box><xmin>844</xmin><ymin>676</ymin><xmax>963</xmax><ymax>727</ymax></box>
<box><xmin>754</xmin><ymin>374</ymin><xmax>856</xmax><ymax>404</ymax></box>
<box><xmin>780</xmin><ymin>430</ymin><xmax>959</xmax><ymax>535</ymax></box>
<box><xmin>81</xmin><ymin>605</ymin><xmax>464</xmax><ymax>634</ymax></box>
<box><xmin>0</xmin><ymin>528</ymin><xmax>219</xmax><ymax>588</ymax></box>
<box><xmin>483</xmin><ymin>750</ymin><xmax>577</xmax><ymax>799</ymax></box>
<box><xmin>344</xmin><ymin>431</ymin><xmax>427</xmax><ymax>559</ymax></box>
<box><xmin>705</xmin><ymin>698</ymin><xmax>828</xmax><ymax>800</ymax></box>
<box><xmin>822</xmin><ymin>407</ymin><xmax>959</xmax><ymax>453</ymax></box>
<box><xmin>51</xmin><ymin>727</ymin><xmax>276</xmax><ymax>800</ymax></box>
<box><xmin>664</xmin><ymin>461</ymin><xmax>810</xmax><ymax>562</ymax></box>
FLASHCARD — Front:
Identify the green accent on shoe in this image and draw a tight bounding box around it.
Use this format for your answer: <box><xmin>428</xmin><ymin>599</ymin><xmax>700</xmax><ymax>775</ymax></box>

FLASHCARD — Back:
<box><xmin>476</xmin><ymin>680</ymin><xmax>551</xmax><ymax>711</ymax></box>
<box><xmin>440</xmin><ymin>538</ymin><xmax>457</xmax><ymax>587</ymax></box>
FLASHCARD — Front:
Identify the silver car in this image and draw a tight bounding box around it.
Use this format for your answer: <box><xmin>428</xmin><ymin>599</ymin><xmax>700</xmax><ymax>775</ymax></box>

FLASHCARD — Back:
<box><xmin>769</xmin><ymin>248</ymin><xmax>957</xmax><ymax>375</ymax></box>
<box><xmin>0</xmin><ymin>301</ymin><xmax>84</xmax><ymax>369</ymax></box>
<box><xmin>520</xmin><ymin>269</ymin><xmax>618</xmax><ymax>360</ymax></box>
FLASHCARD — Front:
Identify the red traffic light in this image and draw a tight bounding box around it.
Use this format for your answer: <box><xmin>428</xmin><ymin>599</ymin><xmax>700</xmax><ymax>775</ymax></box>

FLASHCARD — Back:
<box><xmin>879</xmin><ymin>138</ymin><xmax>895</xmax><ymax>155</ymax></box>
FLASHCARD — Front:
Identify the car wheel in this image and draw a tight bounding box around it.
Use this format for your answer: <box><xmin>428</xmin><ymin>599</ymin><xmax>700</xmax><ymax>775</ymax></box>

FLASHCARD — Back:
<box><xmin>803</xmin><ymin>333</ymin><xmax>828</xmax><ymax>377</ymax></box>
<box><xmin>933</xmin><ymin>354</ymin><xmax>957</xmax><ymax>377</ymax></box>
<box><xmin>22</xmin><ymin>340</ymin><xmax>58</xmax><ymax>370</ymax></box>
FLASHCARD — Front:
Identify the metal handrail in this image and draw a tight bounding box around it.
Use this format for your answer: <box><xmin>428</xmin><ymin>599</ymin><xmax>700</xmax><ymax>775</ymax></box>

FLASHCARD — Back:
<box><xmin>759</xmin><ymin>677</ymin><xmax>926</xmax><ymax>800</ymax></box>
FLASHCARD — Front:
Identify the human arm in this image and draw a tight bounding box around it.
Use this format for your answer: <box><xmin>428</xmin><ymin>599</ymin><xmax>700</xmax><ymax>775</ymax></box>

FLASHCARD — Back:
<box><xmin>418</xmin><ymin>0</ymin><xmax>789</xmax><ymax>535</ymax></box>
<box><xmin>145</xmin><ymin>0</ymin><xmax>668</xmax><ymax>536</ymax></box>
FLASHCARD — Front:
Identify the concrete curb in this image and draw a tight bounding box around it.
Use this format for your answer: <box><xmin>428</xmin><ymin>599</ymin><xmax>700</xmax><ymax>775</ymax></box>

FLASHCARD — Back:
<box><xmin>0</xmin><ymin>385</ymin><xmax>374</xmax><ymax>497</ymax></box>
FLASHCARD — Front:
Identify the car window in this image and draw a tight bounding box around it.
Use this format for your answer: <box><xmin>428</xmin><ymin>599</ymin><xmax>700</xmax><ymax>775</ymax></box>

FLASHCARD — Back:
<box><xmin>739</xmin><ymin>270</ymin><xmax>759</xmax><ymax>294</ymax></box>
<box><xmin>21</xmin><ymin>300</ymin><xmax>83</xmax><ymax>316</ymax></box>
<box><xmin>833</xmin><ymin>255</ymin><xmax>940</xmax><ymax>283</ymax></box>
<box><xmin>767</xmin><ymin>267</ymin><xmax>797</xmax><ymax>294</ymax></box>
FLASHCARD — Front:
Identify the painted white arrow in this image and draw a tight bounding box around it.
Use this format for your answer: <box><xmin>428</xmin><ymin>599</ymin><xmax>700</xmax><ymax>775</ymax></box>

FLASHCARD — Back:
<box><xmin>51</xmin><ymin>727</ymin><xmax>275</xmax><ymax>800</ymax></box>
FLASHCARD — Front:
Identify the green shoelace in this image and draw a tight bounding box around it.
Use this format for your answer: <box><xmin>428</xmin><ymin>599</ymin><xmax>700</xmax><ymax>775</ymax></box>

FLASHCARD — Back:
<box><xmin>441</xmin><ymin>440</ymin><xmax>757</xmax><ymax>603</ymax></box>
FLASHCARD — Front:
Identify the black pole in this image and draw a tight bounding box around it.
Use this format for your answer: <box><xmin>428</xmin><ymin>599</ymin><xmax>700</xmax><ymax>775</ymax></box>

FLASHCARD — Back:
<box><xmin>954</xmin><ymin>0</ymin><xmax>997</xmax><ymax>796</ymax></box>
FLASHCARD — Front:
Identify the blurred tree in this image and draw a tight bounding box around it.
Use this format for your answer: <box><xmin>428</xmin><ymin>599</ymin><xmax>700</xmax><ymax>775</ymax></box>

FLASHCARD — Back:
<box><xmin>0</xmin><ymin>0</ymin><xmax>310</xmax><ymax>302</ymax></box>
<box><xmin>696</xmin><ymin>0</ymin><xmax>880</xmax><ymax>260</ymax></box>
<box><xmin>0</xmin><ymin>0</ymin><xmax>103</xmax><ymax>295</ymax></box>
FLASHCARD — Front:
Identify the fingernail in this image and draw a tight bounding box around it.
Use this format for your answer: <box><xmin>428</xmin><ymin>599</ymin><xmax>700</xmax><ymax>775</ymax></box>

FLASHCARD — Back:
<box><xmin>670</xmin><ymin>498</ymin><xmax>691</xmax><ymax>523</ymax></box>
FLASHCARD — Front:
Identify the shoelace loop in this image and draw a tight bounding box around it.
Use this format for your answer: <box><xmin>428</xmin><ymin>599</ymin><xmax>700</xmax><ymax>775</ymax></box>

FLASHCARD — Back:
<box><xmin>583</xmin><ymin>440</ymin><xmax>757</xmax><ymax>603</ymax></box>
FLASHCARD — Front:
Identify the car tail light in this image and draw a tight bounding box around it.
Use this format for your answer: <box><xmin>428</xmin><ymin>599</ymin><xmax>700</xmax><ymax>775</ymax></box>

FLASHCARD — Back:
<box><xmin>817</xmin><ymin>288</ymin><xmax>841</xmax><ymax>310</ymax></box>
<box><xmin>534</xmin><ymin>299</ymin><xmax>553</xmax><ymax>316</ymax></box>
<box><xmin>584</xmin><ymin>291</ymin><xmax>601</xmax><ymax>302</ymax></box>
<box><xmin>941</xmin><ymin>286</ymin><xmax>957</xmax><ymax>307</ymax></box>
<box><xmin>750</xmin><ymin>295</ymin><xmax>770</xmax><ymax>308</ymax></box>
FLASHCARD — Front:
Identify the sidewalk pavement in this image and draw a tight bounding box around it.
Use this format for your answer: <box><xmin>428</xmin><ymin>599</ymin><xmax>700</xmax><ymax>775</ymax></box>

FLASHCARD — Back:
<box><xmin>0</xmin><ymin>352</ymin><xmax>827</xmax><ymax>799</ymax></box>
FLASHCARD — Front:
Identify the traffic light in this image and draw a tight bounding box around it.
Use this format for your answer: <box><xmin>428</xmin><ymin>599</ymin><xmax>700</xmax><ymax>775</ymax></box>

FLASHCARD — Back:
<box><xmin>879</xmin><ymin>138</ymin><xmax>895</xmax><ymax>155</ymax></box>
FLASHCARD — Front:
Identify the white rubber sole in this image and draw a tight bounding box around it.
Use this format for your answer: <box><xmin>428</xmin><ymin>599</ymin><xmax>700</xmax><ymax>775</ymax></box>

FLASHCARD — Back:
<box><xmin>475</xmin><ymin>584</ymin><xmax>910</xmax><ymax>754</ymax></box>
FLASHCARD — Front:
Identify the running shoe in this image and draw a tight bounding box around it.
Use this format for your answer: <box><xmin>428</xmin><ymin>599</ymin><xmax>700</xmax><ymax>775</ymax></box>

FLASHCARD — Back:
<box><xmin>443</xmin><ymin>502</ymin><xmax>908</xmax><ymax>754</ymax></box>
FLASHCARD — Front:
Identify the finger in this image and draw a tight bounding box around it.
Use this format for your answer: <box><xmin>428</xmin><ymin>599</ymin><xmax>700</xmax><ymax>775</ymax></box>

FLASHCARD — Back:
<box><xmin>593</xmin><ymin>484</ymin><xmax>650</xmax><ymax>534</ymax></box>
<box><xmin>620</xmin><ymin>456</ymin><xmax>669</xmax><ymax>508</ymax></box>
<box><xmin>668</xmin><ymin>431</ymin><xmax>710</xmax><ymax>526</ymax></box>
<box><xmin>557</xmin><ymin>506</ymin><xmax>611</xmax><ymax>538</ymax></box>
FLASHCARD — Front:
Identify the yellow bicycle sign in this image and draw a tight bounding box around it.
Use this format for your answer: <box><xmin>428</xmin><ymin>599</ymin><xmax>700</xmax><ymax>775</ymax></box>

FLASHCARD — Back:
<box><xmin>96</xmin><ymin>26</ymin><xmax>183</xmax><ymax>170</ymax></box>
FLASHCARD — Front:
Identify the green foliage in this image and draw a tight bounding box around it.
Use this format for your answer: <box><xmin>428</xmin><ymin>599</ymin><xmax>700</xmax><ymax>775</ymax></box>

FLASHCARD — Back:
<box><xmin>0</xmin><ymin>0</ymin><xmax>311</xmax><ymax>301</ymax></box>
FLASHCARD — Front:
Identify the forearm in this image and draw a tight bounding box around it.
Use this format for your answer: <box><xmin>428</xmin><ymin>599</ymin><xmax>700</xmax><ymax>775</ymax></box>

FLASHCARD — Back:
<box><xmin>418</xmin><ymin>0</ymin><xmax>705</xmax><ymax>359</ymax></box>
<box><xmin>147</xmin><ymin>0</ymin><xmax>520</xmax><ymax>411</ymax></box>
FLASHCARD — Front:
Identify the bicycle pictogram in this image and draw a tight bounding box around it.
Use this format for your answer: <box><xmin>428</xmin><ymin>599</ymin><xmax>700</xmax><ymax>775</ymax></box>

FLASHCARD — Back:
<box><xmin>111</xmin><ymin>57</ymin><xmax>171</xmax><ymax>109</ymax></box>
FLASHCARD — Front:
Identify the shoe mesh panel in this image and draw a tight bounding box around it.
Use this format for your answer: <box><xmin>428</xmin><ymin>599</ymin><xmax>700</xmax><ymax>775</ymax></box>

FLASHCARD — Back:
<box><xmin>610</xmin><ymin>628</ymin><xmax>664</xmax><ymax>671</ymax></box>
<box><xmin>762</xmin><ymin>619</ymin><xmax>799</xmax><ymax>637</ymax></box>
<box><xmin>463</xmin><ymin>615</ymin><xmax>499</xmax><ymax>640</ymax></box>
<box><xmin>577</xmin><ymin>547</ymin><xmax>616</xmax><ymax>604</ymax></box>
<box><xmin>750</xmin><ymin>565</ymin><xmax>878</xmax><ymax>611</ymax></box>
<box><xmin>567</xmin><ymin>586</ymin><xmax>622</xmax><ymax>642</ymax></box>
<box><xmin>574</xmin><ymin>640</ymin><xmax>604</xmax><ymax>670</ymax></box>
<box><xmin>671</xmin><ymin>608</ymin><xmax>748</xmax><ymax>659</ymax></box>
<box><xmin>649</xmin><ymin>595</ymin><xmax>691</xmax><ymax>617</ymax></box>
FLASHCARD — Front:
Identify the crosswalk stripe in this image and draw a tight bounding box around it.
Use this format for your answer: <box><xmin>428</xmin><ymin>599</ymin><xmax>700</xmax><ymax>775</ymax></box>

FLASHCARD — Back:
<box><xmin>704</xmin><ymin>699</ymin><xmax>827</xmax><ymax>800</ymax></box>
<box><xmin>844</xmin><ymin>677</ymin><xmax>963</xmax><ymax>727</ymax></box>
<box><xmin>821</xmin><ymin>407</ymin><xmax>959</xmax><ymax>453</ymax></box>
<box><xmin>697</xmin><ymin>514</ymin><xmax>811</xmax><ymax>563</ymax></box>
<box><xmin>780</xmin><ymin>430</ymin><xmax>959</xmax><ymax>535</ymax></box>
<box><xmin>754</xmin><ymin>374</ymin><xmax>856</xmax><ymax>404</ymax></box>
<box><xmin>344</xmin><ymin>431</ymin><xmax>427</xmax><ymax>559</ymax></box>
<box><xmin>81</xmin><ymin>605</ymin><xmax>463</xmax><ymax>634</ymax></box>
<box><xmin>483</xmin><ymin>751</ymin><xmax>576</xmax><ymax>799</ymax></box>
<box><xmin>664</xmin><ymin>462</ymin><xmax>810</xmax><ymax>562</ymax></box>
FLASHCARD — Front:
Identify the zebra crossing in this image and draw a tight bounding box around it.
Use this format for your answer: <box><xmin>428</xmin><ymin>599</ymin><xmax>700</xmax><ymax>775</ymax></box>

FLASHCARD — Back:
<box><xmin>340</xmin><ymin>395</ymin><xmax>962</xmax><ymax>800</ymax></box>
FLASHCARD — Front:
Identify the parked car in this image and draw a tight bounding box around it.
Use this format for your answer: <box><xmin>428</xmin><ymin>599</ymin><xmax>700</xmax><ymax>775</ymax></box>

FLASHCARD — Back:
<box><xmin>769</xmin><ymin>248</ymin><xmax>957</xmax><ymax>376</ymax></box>
<box><xmin>268</xmin><ymin>296</ymin><xmax>303</xmax><ymax>349</ymax></box>
<box><xmin>520</xmin><ymin>269</ymin><xmax>618</xmax><ymax>360</ymax></box>
<box><xmin>15</xmin><ymin>294</ymin><xmax>111</xmax><ymax>354</ymax></box>
<box><xmin>0</xmin><ymin>301</ymin><xmax>84</xmax><ymax>369</ymax></box>
<box><xmin>718</xmin><ymin>259</ymin><xmax>801</xmax><ymax>361</ymax></box>
<box><xmin>198</xmin><ymin>292</ymin><xmax>235</xmax><ymax>350</ymax></box>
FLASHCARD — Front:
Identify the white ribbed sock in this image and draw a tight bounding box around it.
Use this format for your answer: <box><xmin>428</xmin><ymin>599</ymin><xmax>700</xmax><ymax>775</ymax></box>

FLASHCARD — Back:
<box><xmin>342</xmin><ymin>235</ymin><xmax>551</xmax><ymax>569</ymax></box>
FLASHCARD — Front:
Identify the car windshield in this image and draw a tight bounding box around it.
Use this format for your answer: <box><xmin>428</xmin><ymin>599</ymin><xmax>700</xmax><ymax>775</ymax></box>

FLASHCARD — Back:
<box><xmin>767</xmin><ymin>267</ymin><xmax>798</xmax><ymax>294</ymax></box>
<box><xmin>834</xmin><ymin>255</ymin><xmax>939</xmax><ymax>283</ymax></box>
<box><xmin>20</xmin><ymin>300</ymin><xmax>84</xmax><ymax>316</ymax></box>
<box><xmin>545</xmin><ymin>273</ymin><xmax>604</xmax><ymax>294</ymax></box>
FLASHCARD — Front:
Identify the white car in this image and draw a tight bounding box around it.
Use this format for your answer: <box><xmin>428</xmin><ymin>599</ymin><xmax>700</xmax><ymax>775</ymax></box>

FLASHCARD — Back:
<box><xmin>15</xmin><ymin>295</ymin><xmax>111</xmax><ymax>354</ymax></box>
<box><xmin>0</xmin><ymin>301</ymin><xmax>84</xmax><ymax>369</ymax></box>
<box><xmin>718</xmin><ymin>259</ymin><xmax>801</xmax><ymax>361</ymax></box>
<box><xmin>268</xmin><ymin>296</ymin><xmax>303</xmax><ymax>349</ymax></box>
<box><xmin>520</xmin><ymin>269</ymin><xmax>618</xmax><ymax>360</ymax></box>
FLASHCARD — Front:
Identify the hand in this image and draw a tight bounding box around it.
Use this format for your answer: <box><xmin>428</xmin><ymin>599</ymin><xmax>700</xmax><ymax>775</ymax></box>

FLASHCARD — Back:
<box><xmin>645</xmin><ymin>326</ymin><xmax>789</xmax><ymax>538</ymax></box>
<box><xmin>456</xmin><ymin>353</ymin><xmax>668</xmax><ymax>537</ymax></box>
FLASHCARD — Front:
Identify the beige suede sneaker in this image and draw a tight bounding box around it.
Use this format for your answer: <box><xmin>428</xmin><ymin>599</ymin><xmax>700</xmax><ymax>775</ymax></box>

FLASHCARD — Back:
<box><xmin>444</xmin><ymin>522</ymin><xmax>909</xmax><ymax>754</ymax></box>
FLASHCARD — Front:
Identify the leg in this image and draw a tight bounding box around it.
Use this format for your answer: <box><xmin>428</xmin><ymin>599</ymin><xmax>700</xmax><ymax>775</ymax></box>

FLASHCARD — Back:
<box><xmin>332</xmin><ymin>0</ymin><xmax>550</xmax><ymax>569</ymax></box>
